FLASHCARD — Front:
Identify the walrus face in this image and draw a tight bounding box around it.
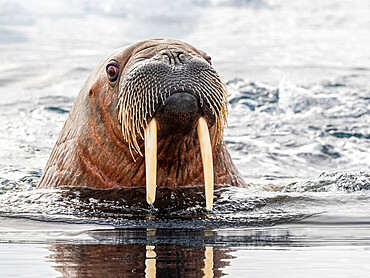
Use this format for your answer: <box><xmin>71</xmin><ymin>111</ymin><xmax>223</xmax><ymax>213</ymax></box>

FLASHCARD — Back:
<box><xmin>115</xmin><ymin>45</ymin><xmax>228</xmax><ymax>156</ymax></box>
<box><xmin>102</xmin><ymin>40</ymin><xmax>229</xmax><ymax>210</ymax></box>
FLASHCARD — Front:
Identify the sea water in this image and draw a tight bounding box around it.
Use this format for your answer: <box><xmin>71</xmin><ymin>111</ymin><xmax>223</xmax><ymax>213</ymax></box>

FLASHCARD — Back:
<box><xmin>0</xmin><ymin>0</ymin><xmax>369</xmax><ymax>277</ymax></box>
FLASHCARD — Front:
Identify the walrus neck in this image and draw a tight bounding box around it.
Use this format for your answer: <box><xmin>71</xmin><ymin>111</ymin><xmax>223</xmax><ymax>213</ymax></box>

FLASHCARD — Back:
<box><xmin>154</xmin><ymin>131</ymin><xmax>205</xmax><ymax>188</ymax></box>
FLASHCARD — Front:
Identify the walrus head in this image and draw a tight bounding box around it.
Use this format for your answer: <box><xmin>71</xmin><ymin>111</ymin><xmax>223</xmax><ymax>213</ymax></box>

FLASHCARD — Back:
<box><xmin>116</xmin><ymin>44</ymin><xmax>227</xmax><ymax>156</ymax></box>
<box><xmin>38</xmin><ymin>39</ymin><xmax>245</xmax><ymax>210</ymax></box>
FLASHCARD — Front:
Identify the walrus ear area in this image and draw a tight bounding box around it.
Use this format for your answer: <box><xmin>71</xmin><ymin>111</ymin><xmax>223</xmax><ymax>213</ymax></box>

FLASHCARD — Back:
<box><xmin>89</xmin><ymin>76</ymin><xmax>105</xmax><ymax>97</ymax></box>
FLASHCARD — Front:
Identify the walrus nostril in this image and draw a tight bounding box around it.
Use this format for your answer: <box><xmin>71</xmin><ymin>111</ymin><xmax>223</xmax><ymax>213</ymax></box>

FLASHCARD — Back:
<box><xmin>160</xmin><ymin>50</ymin><xmax>187</xmax><ymax>65</ymax></box>
<box><xmin>177</xmin><ymin>52</ymin><xmax>186</xmax><ymax>64</ymax></box>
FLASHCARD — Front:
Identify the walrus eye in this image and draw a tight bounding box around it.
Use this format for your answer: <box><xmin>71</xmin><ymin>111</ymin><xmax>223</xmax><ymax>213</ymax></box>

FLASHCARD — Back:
<box><xmin>205</xmin><ymin>55</ymin><xmax>212</xmax><ymax>65</ymax></box>
<box><xmin>106</xmin><ymin>63</ymin><xmax>119</xmax><ymax>82</ymax></box>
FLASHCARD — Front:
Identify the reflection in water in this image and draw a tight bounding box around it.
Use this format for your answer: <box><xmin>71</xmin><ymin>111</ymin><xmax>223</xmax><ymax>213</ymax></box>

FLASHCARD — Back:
<box><xmin>48</xmin><ymin>228</ymin><xmax>234</xmax><ymax>278</ymax></box>
<box><xmin>145</xmin><ymin>245</ymin><xmax>156</xmax><ymax>278</ymax></box>
<box><xmin>202</xmin><ymin>247</ymin><xmax>214</xmax><ymax>278</ymax></box>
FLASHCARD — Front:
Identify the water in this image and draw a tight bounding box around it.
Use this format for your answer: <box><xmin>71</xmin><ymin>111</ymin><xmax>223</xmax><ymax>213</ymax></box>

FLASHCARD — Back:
<box><xmin>1</xmin><ymin>0</ymin><xmax>370</xmax><ymax>277</ymax></box>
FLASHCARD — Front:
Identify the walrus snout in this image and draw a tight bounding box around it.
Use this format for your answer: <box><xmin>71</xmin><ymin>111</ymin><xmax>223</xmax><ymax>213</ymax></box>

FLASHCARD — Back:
<box><xmin>155</xmin><ymin>92</ymin><xmax>202</xmax><ymax>135</ymax></box>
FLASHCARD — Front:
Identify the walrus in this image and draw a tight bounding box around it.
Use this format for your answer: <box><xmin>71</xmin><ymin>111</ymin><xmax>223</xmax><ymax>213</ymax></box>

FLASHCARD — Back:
<box><xmin>37</xmin><ymin>38</ymin><xmax>245</xmax><ymax>210</ymax></box>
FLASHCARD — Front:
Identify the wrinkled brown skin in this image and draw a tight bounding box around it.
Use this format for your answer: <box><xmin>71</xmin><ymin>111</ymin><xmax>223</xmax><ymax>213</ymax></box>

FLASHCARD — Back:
<box><xmin>37</xmin><ymin>38</ymin><xmax>246</xmax><ymax>190</ymax></box>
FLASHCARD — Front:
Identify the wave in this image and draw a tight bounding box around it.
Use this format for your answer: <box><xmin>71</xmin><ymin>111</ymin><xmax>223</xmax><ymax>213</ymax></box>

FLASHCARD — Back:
<box><xmin>284</xmin><ymin>171</ymin><xmax>370</xmax><ymax>193</ymax></box>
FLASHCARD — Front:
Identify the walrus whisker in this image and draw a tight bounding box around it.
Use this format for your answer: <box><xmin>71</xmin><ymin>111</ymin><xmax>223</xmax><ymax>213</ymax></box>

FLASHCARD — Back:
<box><xmin>198</xmin><ymin>91</ymin><xmax>204</xmax><ymax>107</ymax></box>
<box><xmin>204</xmin><ymin>88</ymin><xmax>220</xmax><ymax>113</ymax></box>
<box><xmin>160</xmin><ymin>92</ymin><xmax>165</xmax><ymax>105</ymax></box>
<box><xmin>150</xmin><ymin>87</ymin><xmax>155</xmax><ymax>115</ymax></box>
<box><xmin>201</xmin><ymin>93</ymin><xmax>215</xmax><ymax>115</ymax></box>
<box><xmin>209</xmin><ymin>85</ymin><xmax>225</xmax><ymax>105</ymax></box>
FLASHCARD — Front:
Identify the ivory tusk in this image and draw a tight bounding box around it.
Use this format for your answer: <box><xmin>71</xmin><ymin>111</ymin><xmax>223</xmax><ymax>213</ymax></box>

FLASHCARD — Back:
<box><xmin>197</xmin><ymin>117</ymin><xmax>214</xmax><ymax>211</ymax></box>
<box><xmin>144</xmin><ymin>118</ymin><xmax>157</xmax><ymax>205</ymax></box>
